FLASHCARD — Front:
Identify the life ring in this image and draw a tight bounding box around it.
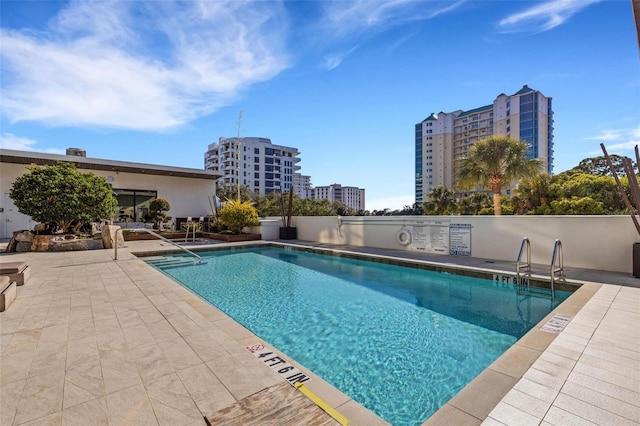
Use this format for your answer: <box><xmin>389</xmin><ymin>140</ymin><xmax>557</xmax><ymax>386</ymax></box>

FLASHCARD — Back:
<box><xmin>396</xmin><ymin>228</ymin><xmax>412</xmax><ymax>246</ymax></box>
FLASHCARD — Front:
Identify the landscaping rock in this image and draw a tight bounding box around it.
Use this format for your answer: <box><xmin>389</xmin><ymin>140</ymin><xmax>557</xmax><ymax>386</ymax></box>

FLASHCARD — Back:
<box><xmin>31</xmin><ymin>235</ymin><xmax>53</xmax><ymax>252</ymax></box>
<box><xmin>15</xmin><ymin>242</ymin><xmax>32</xmax><ymax>252</ymax></box>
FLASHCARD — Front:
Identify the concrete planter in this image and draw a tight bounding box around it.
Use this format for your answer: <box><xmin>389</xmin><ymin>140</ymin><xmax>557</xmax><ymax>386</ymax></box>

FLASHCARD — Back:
<box><xmin>204</xmin><ymin>233</ymin><xmax>262</xmax><ymax>242</ymax></box>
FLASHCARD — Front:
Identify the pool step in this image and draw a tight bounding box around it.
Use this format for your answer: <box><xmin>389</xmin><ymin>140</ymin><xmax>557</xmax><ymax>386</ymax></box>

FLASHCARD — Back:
<box><xmin>146</xmin><ymin>256</ymin><xmax>198</xmax><ymax>268</ymax></box>
<box><xmin>519</xmin><ymin>285</ymin><xmax>554</xmax><ymax>300</ymax></box>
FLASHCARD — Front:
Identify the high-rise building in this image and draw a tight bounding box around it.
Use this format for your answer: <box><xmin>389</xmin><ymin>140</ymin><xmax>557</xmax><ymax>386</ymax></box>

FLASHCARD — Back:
<box><xmin>205</xmin><ymin>137</ymin><xmax>300</xmax><ymax>196</ymax></box>
<box><xmin>293</xmin><ymin>174</ymin><xmax>313</xmax><ymax>199</ymax></box>
<box><xmin>313</xmin><ymin>184</ymin><xmax>365</xmax><ymax>212</ymax></box>
<box><xmin>415</xmin><ymin>85</ymin><xmax>553</xmax><ymax>205</ymax></box>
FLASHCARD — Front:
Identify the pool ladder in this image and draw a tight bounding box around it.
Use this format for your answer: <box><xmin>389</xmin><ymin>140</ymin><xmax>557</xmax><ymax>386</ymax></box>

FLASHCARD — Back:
<box><xmin>515</xmin><ymin>237</ymin><xmax>564</xmax><ymax>302</ymax></box>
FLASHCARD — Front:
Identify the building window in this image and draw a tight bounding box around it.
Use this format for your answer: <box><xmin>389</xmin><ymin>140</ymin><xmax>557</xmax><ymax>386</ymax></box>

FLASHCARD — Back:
<box><xmin>254</xmin><ymin>165</ymin><xmax>259</xmax><ymax>171</ymax></box>
<box><xmin>254</xmin><ymin>148</ymin><xmax>259</xmax><ymax>154</ymax></box>
<box><xmin>113</xmin><ymin>189</ymin><xmax>157</xmax><ymax>222</ymax></box>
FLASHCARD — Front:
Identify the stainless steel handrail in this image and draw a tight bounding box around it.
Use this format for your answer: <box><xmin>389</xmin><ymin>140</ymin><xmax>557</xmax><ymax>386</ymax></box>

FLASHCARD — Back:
<box><xmin>114</xmin><ymin>228</ymin><xmax>201</xmax><ymax>264</ymax></box>
<box><xmin>515</xmin><ymin>237</ymin><xmax>531</xmax><ymax>294</ymax></box>
<box><xmin>550</xmin><ymin>239</ymin><xmax>564</xmax><ymax>302</ymax></box>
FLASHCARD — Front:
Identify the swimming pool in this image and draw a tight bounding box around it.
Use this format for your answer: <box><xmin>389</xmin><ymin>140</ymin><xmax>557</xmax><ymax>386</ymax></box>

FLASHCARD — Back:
<box><xmin>149</xmin><ymin>246</ymin><xmax>569</xmax><ymax>425</ymax></box>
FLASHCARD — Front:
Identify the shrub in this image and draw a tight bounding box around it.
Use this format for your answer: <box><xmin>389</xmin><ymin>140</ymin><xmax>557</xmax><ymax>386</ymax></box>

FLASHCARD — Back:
<box><xmin>218</xmin><ymin>199</ymin><xmax>260</xmax><ymax>234</ymax></box>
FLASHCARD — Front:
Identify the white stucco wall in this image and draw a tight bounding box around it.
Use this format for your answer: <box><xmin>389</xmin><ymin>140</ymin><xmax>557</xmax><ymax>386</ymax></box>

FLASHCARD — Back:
<box><xmin>262</xmin><ymin>215</ymin><xmax>637</xmax><ymax>274</ymax></box>
<box><xmin>0</xmin><ymin>162</ymin><xmax>216</xmax><ymax>239</ymax></box>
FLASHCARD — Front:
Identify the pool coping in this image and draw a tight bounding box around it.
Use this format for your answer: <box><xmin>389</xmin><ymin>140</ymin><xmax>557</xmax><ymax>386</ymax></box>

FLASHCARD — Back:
<box><xmin>134</xmin><ymin>240</ymin><xmax>593</xmax><ymax>425</ymax></box>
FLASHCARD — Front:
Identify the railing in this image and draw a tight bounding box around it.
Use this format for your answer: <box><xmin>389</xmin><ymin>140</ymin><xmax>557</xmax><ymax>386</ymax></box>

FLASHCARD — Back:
<box><xmin>515</xmin><ymin>237</ymin><xmax>531</xmax><ymax>295</ymax></box>
<box><xmin>114</xmin><ymin>228</ymin><xmax>202</xmax><ymax>264</ymax></box>
<box><xmin>550</xmin><ymin>239</ymin><xmax>564</xmax><ymax>302</ymax></box>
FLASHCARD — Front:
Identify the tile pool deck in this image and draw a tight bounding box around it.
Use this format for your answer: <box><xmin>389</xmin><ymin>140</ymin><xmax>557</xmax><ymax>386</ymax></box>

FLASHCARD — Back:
<box><xmin>0</xmin><ymin>239</ymin><xmax>638</xmax><ymax>425</ymax></box>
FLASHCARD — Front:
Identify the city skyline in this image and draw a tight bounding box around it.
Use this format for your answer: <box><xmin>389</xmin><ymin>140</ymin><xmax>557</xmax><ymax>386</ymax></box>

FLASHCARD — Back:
<box><xmin>1</xmin><ymin>1</ymin><xmax>638</xmax><ymax>210</ymax></box>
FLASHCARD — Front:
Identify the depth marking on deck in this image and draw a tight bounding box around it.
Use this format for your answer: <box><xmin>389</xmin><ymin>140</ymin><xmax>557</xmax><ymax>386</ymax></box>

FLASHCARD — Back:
<box><xmin>540</xmin><ymin>313</ymin><xmax>573</xmax><ymax>334</ymax></box>
<box><xmin>246</xmin><ymin>343</ymin><xmax>311</xmax><ymax>385</ymax></box>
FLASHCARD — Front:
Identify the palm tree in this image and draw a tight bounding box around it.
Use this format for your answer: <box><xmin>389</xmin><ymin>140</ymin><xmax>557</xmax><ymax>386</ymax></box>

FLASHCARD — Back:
<box><xmin>456</xmin><ymin>136</ymin><xmax>542</xmax><ymax>215</ymax></box>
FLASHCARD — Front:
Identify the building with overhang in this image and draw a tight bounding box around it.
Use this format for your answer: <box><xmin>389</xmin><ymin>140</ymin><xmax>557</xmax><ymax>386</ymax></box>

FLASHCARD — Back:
<box><xmin>0</xmin><ymin>148</ymin><xmax>221</xmax><ymax>239</ymax></box>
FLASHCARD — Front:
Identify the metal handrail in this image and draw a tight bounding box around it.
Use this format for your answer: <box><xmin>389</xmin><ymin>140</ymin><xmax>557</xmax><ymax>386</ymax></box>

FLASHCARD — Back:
<box><xmin>515</xmin><ymin>237</ymin><xmax>531</xmax><ymax>294</ymax></box>
<box><xmin>114</xmin><ymin>228</ymin><xmax>201</xmax><ymax>264</ymax></box>
<box><xmin>550</xmin><ymin>239</ymin><xmax>564</xmax><ymax>302</ymax></box>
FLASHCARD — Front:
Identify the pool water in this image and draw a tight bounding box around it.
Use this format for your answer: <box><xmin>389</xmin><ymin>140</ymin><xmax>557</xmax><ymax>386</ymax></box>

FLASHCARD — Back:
<box><xmin>151</xmin><ymin>246</ymin><xmax>568</xmax><ymax>426</ymax></box>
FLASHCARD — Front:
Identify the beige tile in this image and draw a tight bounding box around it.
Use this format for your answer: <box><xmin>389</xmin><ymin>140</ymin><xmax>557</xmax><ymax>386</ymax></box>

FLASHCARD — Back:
<box><xmin>68</xmin><ymin>317</ymin><xmax>96</xmax><ymax>341</ymax></box>
<box><xmin>0</xmin><ymin>378</ymin><xmax>25</xmax><ymax>426</ymax></box>
<box><xmin>573</xmin><ymin>359</ymin><xmax>640</xmax><ymax>392</ymax></box>
<box><xmin>512</xmin><ymin>378</ymin><xmax>558</xmax><ymax>404</ymax></box>
<box><xmin>485</xmin><ymin>401</ymin><xmax>541</xmax><ymax>426</ymax></box>
<box><xmin>14</xmin><ymin>370</ymin><xmax>65</xmax><ymax>424</ymax></box>
<box><xmin>488</xmin><ymin>345</ymin><xmax>542</xmax><ymax>379</ymax></box>
<box><xmin>213</xmin><ymin>317</ymin><xmax>254</xmax><ymax>341</ymax></box>
<box><xmin>66</xmin><ymin>335</ymin><xmax>99</xmax><ymax>370</ymax></box>
<box><xmin>205</xmin><ymin>357</ymin><xmax>280</xmax><ymax>401</ymax></box>
<box><xmin>62</xmin><ymin>396</ymin><xmax>109</xmax><ymax>426</ymax></box>
<box><xmin>500</xmin><ymin>388</ymin><xmax>551</xmax><ymax>419</ymax></box>
<box><xmin>0</xmin><ymin>351</ymin><xmax>33</xmax><ymax>385</ymax></box>
<box><xmin>18</xmin><ymin>411</ymin><xmax>63</xmax><ymax>426</ymax></box>
<box><xmin>115</xmin><ymin>309</ymin><xmax>145</xmax><ymax>329</ymax></box>
<box><xmin>335</xmin><ymin>398</ymin><xmax>388</xmax><ymax>426</ymax></box>
<box><xmin>543</xmin><ymin>406</ymin><xmax>598</xmax><ymax>426</ymax></box>
<box><xmin>100</xmin><ymin>355</ymin><xmax>142</xmax><ymax>395</ymax></box>
<box><xmin>560</xmin><ymin>381</ymin><xmax>639</xmax><ymax>423</ymax></box>
<box><xmin>425</xmin><ymin>404</ymin><xmax>482</xmax><ymax>426</ymax></box>
<box><xmin>130</xmin><ymin>343</ymin><xmax>175</xmax><ymax>384</ymax></box>
<box><xmin>552</xmin><ymin>393</ymin><xmax>636</xmax><ymax>426</ymax></box>
<box><xmin>566</xmin><ymin>370</ymin><xmax>640</xmax><ymax>406</ymax></box>
<box><xmin>146</xmin><ymin>319</ymin><xmax>181</xmax><ymax>343</ymax></box>
<box><xmin>157</xmin><ymin>338</ymin><xmax>202</xmax><ymax>371</ymax></box>
<box><xmin>447</xmin><ymin>370</ymin><xmax>517</xmax><ymax>421</ymax></box>
<box><xmin>93</xmin><ymin>315</ymin><xmax>122</xmax><ymax>335</ymax></box>
<box><xmin>176</xmin><ymin>363</ymin><xmax>236</xmax><ymax>417</ymax></box>
<box><xmin>63</xmin><ymin>358</ymin><xmax>105</xmax><ymax>409</ymax></box>
<box><xmin>122</xmin><ymin>324</ymin><xmax>156</xmax><ymax>350</ymax></box>
<box><xmin>145</xmin><ymin>373</ymin><xmax>202</xmax><ymax>425</ymax></box>
<box><xmin>28</xmin><ymin>342</ymin><xmax>67</xmax><ymax>378</ymax></box>
<box><xmin>182</xmin><ymin>330</ymin><xmax>229</xmax><ymax>362</ymax></box>
<box><xmin>106</xmin><ymin>384</ymin><xmax>158</xmax><ymax>426</ymax></box>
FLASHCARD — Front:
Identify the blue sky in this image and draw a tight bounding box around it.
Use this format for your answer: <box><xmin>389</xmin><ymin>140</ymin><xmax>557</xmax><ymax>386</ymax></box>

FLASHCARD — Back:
<box><xmin>1</xmin><ymin>0</ymin><xmax>638</xmax><ymax>211</ymax></box>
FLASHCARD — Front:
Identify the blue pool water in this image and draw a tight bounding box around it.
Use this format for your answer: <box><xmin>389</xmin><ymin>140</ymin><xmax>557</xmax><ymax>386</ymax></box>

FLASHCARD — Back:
<box><xmin>151</xmin><ymin>246</ymin><xmax>569</xmax><ymax>425</ymax></box>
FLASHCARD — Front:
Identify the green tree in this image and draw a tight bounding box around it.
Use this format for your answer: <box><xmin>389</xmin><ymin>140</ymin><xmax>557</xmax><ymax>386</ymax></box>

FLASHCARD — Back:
<box><xmin>218</xmin><ymin>198</ymin><xmax>261</xmax><ymax>234</ymax></box>
<box><xmin>331</xmin><ymin>201</ymin><xmax>356</xmax><ymax>216</ymax></box>
<box><xmin>149</xmin><ymin>198</ymin><xmax>172</xmax><ymax>229</ymax></box>
<box><xmin>568</xmin><ymin>154</ymin><xmax>633</xmax><ymax>177</ymax></box>
<box><xmin>9</xmin><ymin>162</ymin><xmax>118</xmax><ymax>234</ymax></box>
<box><xmin>456</xmin><ymin>136</ymin><xmax>542</xmax><ymax>215</ymax></box>
<box><xmin>422</xmin><ymin>186</ymin><xmax>457</xmax><ymax>215</ymax></box>
<box><xmin>458</xmin><ymin>192</ymin><xmax>492</xmax><ymax>215</ymax></box>
<box><xmin>513</xmin><ymin>173</ymin><xmax>552</xmax><ymax>214</ymax></box>
<box><xmin>549</xmin><ymin>197</ymin><xmax>605</xmax><ymax>215</ymax></box>
<box><xmin>216</xmin><ymin>183</ymin><xmax>257</xmax><ymax>203</ymax></box>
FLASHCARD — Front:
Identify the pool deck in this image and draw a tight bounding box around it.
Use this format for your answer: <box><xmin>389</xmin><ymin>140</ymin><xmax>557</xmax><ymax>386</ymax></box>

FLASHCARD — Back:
<box><xmin>1</xmin><ymin>239</ymin><xmax>638</xmax><ymax>426</ymax></box>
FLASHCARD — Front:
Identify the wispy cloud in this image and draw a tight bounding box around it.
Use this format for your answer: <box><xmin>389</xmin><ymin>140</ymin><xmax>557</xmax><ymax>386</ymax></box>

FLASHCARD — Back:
<box><xmin>499</xmin><ymin>0</ymin><xmax>602</xmax><ymax>33</ymax></box>
<box><xmin>585</xmin><ymin>126</ymin><xmax>640</xmax><ymax>156</ymax></box>
<box><xmin>0</xmin><ymin>0</ymin><xmax>290</xmax><ymax>131</ymax></box>
<box><xmin>0</xmin><ymin>133</ymin><xmax>65</xmax><ymax>154</ymax></box>
<box><xmin>317</xmin><ymin>0</ymin><xmax>466</xmax><ymax>69</ymax></box>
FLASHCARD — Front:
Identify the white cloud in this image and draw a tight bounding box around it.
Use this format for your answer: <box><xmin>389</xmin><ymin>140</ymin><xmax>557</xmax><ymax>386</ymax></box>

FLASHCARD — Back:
<box><xmin>584</xmin><ymin>125</ymin><xmax>640</xmax><ymax>157</ymax></box>
<box><xmin>317</xmin><ymin>0</ymin><xmax>465</xmax><ymax>69</ymax></box>
<box><xmin>0</xmin><ymin>133</ymin><xmax>65</xmax><ymax>154</ymax></box>
<box><xmin>499</xmin><ymin>0</ymin><xmax>602</xmax><ymax>33</ymax></box>
<box><xmin>0</xmin><ymin>1</ymin><xmax>290</xmax><ymax>131</ymax></box>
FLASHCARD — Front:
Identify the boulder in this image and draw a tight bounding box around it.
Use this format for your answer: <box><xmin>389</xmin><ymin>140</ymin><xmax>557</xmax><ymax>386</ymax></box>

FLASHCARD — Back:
<box><xmin>31</xmin><ymin>235</ymin><xmax>53</xmax><ymax>252</ymax></box>
<box><xmin>15</xmin><ymin>241</ymin><xmax>32</xmax><ymax>252</ymax></box>
<box><xmin>49</xmin><ymin>239</ymin><xmax>88</xmax><ymax>252</ymax></box>
<box><xmin>101</xmin><ymin>225</ymin><xmax>124</xmax><ymax>249</ymax></box>
<box><xmin>13</xmin><ymin>230</ymin><xmax>34</xmax><ymax>242</ymax></box>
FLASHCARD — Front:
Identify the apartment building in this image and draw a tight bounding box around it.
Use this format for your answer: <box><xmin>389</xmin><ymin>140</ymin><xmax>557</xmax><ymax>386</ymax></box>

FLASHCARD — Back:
<box><xmin>313</xmin><ymin>184</ymin><xmax>365</xmax><ymax>212</ymax></box>
<box><xmin>293</xmin><ymin>174</ymin><xmax>313</xmax><ymax>199</ymax></box>
<box><xmin>205</xmin><ymin>137</ymin><xmax>300</xmax><ymax>196</ymax></box>
<box><xmin>415</xmin><ymin>85</ymin><xmax>553</xmax><ymax>205</ymax></box>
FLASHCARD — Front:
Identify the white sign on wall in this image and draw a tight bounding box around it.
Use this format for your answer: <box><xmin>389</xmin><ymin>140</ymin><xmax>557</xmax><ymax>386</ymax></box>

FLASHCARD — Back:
<box><xmin>411</xmin><ymin>220</ymin><xmax>449</xmax><ymax>254</ymax></box>
<box><xmin>449</xmin><ymin>223</ymin><xmax>471</xmax><ymax>256</ymax></box>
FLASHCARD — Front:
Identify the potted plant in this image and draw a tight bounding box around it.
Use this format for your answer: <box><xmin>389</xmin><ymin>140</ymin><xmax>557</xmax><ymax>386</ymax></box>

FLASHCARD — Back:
<box><xmin>279</xmin><ymin>189</ymin><xmax>297</xmax><ymax>239</ymax></box>
<box><xmin>149</xmin><ymin>198</ymin><xmax>172</xmax><ymax>231</ymax></box>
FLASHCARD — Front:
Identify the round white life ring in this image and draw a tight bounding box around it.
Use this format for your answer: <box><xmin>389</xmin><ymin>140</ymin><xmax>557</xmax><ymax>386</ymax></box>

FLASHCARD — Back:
<box><xmin>396</xmin><ymin>228</ymin><xmax>412</xmax><ymax>246</ymax></box>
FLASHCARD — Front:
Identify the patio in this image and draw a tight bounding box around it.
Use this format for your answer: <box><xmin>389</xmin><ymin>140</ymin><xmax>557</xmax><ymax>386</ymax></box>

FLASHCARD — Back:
<box><xmin>0</xmin><ymin>240</ymin><xmax>638</xmax><ymax>425</ymax></box>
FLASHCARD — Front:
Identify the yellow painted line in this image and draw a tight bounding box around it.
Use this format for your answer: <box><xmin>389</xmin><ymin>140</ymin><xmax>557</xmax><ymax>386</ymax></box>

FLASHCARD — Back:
<box><xmin>294</xmin><ymin>382</ymin><xmax>349</xmax><ymax>426</ymax></box>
